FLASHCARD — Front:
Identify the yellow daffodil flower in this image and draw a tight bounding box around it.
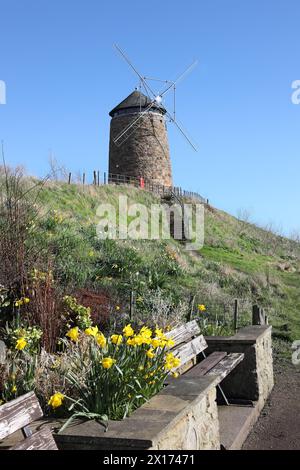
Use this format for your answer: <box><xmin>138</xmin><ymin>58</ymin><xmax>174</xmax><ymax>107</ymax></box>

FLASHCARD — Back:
<box><xmin>85</xmin><ymin>326</ymin><xmax>99</xmax><ymax>337</ymax></box>
<box><xmin>146</xmin><ymin>348</ymin><xmax>155</xmax><ymax>359</ymax></box>
<box><xmin>151</xmin><ymin>338</ymin><xmax>161</xmax><ymax>349</ymax></box>
<box><xmin>96</xmin><ymin>332</ymin><xmax>107</xmax><ymax>348</ymax></box>
<box><xmin>15</xmin><ymin>337</ymin><xmax>27</xmax><ymax>351</ymax></box>
<box><xmin>48</xmin><ymin>392</ymin><xmax>64</xmax><ymax>409</ymax></box>
<box><xmin>66</xmin><ymin>326</ymin><xmax>79</xmax><ymax>342</ymax></box>
<box><xmin>123</xmin><ymin>324</ymin><xmax>134</xmax><ymax>337</ymax></box>
<box><xmin>111</xmin><ymin>334</ymin><xmax>123</xmax><ymax>345</ymax></box>
<box><xmin>101</xmin><ymin>357</ymin><xmax>116</xmax><ymax>369</ymax></box>
<box><xmin>198</xmin><ymin>304</ymin><xmax>206</xmax><ymax>312</ymax></box>
<box><xmin>140</xmin><ymin>326</ymin><xmax>152</xmax><ymax>339</ymax></box>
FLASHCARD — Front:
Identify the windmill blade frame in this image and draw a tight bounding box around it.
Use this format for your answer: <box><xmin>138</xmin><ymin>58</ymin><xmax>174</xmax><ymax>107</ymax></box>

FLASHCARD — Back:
<box><xmin>114</xmin><ymin>44</ymin><xmax>156</xmax><ymax>99</ymax></box>
<box><xmin>113</xmin><ymin>100</ymin><xmax>157</xmax><ymax>147</ymax></box>
<box><xmin>165</xmin><ymin>110</ymin><xmax>198</xmax><ymax>152</ymax></box>
<box><xmin>157</xmin><ymin>60</ymin><xmax>199</xmax><ymax>100</ymax></box>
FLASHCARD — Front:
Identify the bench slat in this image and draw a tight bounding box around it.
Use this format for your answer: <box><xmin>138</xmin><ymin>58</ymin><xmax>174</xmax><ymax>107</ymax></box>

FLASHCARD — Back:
<box><xmin>185</xmin><ymin>351</ymin><xmax>228</xmax><ymax>377</ymax></box>
<box><xmin>10</xmin><ymin>427</ymin><xmax>58</xmax><ymax>451</ymax></box>
<box><xmin>172</xmin><ymin>335</ymin><xmax>208</xmax><ymax>370</ymax></box>
<box><xmin>206</xmin><ymin>353</ymin><xmax>244</xmax><ymax>382</ymax></box>
<box><xmin>166</xmin><ymin>320</ymin><xmax>201</xmax><ymax>348</ymax></box>
<box><xmin>0</xmin><ymin>392</ymin><xmax>43</xmax><ymax>440</ymax></box>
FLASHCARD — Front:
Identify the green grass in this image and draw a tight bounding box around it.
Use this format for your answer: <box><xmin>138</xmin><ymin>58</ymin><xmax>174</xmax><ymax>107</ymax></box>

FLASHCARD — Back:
<box><xmin>34</xmin><ymin>181</ymin><xmax>300</xmax><ymax>346</ymax></box>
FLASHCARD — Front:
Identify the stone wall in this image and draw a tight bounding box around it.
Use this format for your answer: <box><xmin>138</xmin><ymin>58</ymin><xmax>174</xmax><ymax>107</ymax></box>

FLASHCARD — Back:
<box><xmin>150</xmin><ymin>386</ymin><xmax>220</xmax><ymax>450</ymax></box>
<box><xmin>55</xmin><ymin>375</ymin><xmax>220</xmax><ymax>451</ymax></box>
<box><xmin>205</xmin><ymin>326</ymin><xmax>274</xmax><ymax>410</ymax></box>
<box><xmin>54</xmin><ymin>326</ymin><xmax>273</xmax><ymax>451</ymax></box>
<box><xmin>109</xmin><ymin>112</ymin><xmax>172</xmax><ymax>187</ymax></box>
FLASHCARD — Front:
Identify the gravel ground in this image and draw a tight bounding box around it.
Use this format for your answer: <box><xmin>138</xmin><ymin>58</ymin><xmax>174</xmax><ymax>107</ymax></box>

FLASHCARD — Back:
<box><xmin>243</xmin><ymin>358</ymin><xmax>300</xmax><ymax>450</ymax></box>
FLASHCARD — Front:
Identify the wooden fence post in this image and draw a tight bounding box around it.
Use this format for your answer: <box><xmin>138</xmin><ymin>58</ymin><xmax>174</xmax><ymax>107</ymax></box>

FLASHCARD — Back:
<box><xmin>83</xmin><ymin>173</ymin><xmax>85</xmax><ymax>186</ymax></box>
<box><xmin>188</xmin><ymin>294</ymin><xmax>195</xmax><ymax>321</ymax></box>
<box><xmin>233</xmin><ymin>299</ymin><xmax>239</xmax><ymax>332</ymax></box>
<box><xmin>68</xmin><ymin>173</ymin><xmax>72</xmax><ymax>184</ymax></box>
<box><xmin>104</xmin><ymin>172</ymin><xmax>107</xmax><ymax>184</ymax></box>
<box><xmin>252</xmin><ymin>305</ymin><xmax>265</xmax><ymax>325</ymax></box>
<box><xmin>97</xmin><ymin>171</ymin><xmax>100</xmax><ymax>186</ymax></box>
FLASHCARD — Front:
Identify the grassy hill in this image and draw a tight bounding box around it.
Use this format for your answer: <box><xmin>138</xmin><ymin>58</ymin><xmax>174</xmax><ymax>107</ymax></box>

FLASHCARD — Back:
<box><xmin>34</xmin><ymin>181</ymin><xmax>300</xmax><ymax>344</ymax></box>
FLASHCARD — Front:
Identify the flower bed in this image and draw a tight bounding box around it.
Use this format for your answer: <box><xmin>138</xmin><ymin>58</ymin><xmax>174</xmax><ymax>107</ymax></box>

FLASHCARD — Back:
<box><xmin>1</xmin><ymin>301</ymin><xmax>181</xmax><ymax>432</ymax></box>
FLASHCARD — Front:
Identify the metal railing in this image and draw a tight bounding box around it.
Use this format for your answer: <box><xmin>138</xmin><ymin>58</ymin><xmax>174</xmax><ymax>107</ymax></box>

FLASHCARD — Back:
<box><xmin>66</xmin><ymin>170</ymin><xmax>208</xmax><ymax>204</ymax></box>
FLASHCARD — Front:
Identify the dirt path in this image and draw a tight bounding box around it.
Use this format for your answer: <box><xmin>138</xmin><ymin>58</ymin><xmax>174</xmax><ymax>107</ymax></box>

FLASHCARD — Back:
<box><xmin>243</xmin><ymin>359</ymin><xmax>300</xmax><ymax>450</ymax></box>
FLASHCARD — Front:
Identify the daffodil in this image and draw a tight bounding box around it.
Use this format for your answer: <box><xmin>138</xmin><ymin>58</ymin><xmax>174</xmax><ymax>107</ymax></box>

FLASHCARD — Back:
<box><xmin>123</xmin><ymin>324</ymin><xmax>134</xmax><ymax>337</ymax></box>
<box><xmin>164</xmin><ymin>352</ymin><xmax>181</xmax><ymax>370</ymax></box>
<box><xmin>155</xmin><ymin>328</ymin><xmax>164</xmax><ymax>338</ymax></box>
<box><xmin>11</xmin><ymin>385</ymin><xmax>17</xmax><ymax>393</ymax></box>
<box><xmin>132</xmin><ymin>335</ymin><xmax>144</xmax><ymax>346</ymax></box>
<box><xmin>111</xmin><ymin>334</ymin><xmax>123</xmax><ymax>345</ymax></box>
<box><xmin>101</xmin><ymin>357</ymin><xmax>116</xmax><ymax>369</ymax></box>
<box><xmin>166</xmin><ymin>338</ymin><xmax>175</xmax><ymax>348</ymax></box>
<box><xmin>198</xmin><ymin>304</ymin><xmax>206</xmax><ymax>312</ymax></box>
<box><xmin>85</xmin><ymin>326</ymin><xmax>98</xmax><ymax>337</ymax></box>
<box><xmin>127</xmin><ymin>337</ymin><xmax>136</xmax><ymax>346</ymax></box>
<box><xmin>146</xmin><ymin>348</ymin><xmax>155</xmax><ymax>359</ymax></box>
<box><xmin>151</xmin><ymin>338</ymin><xmax>161</xmax><ymax>349</ymax></box>
<box><xmin>140</xmin><ymin>326</ymin><xmax>152</xmax><ymax>339</ymax></box>
<box><xmin>96</xmin><ymin>332</ymin><xmax>106</xmax><ymax>348</ymax></box>
<box><xmin>15</xmin><ymin>337</ymin><xmax>27</xmax><ymax>350</ymax></box>
<box><xmin>48</xmin><ymin>392</ymin><xmax>64</xmax><ymax>409</ymax></box>
<box><xmin>66</xmin><ymin>326</ymin><xmax>79</xmax><ymax>342</ymax></box>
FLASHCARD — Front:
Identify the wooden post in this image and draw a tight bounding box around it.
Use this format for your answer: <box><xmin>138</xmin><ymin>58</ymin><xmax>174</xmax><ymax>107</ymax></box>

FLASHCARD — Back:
<box><xmin>252</xmin><ymin>305</ymin><xmax>265</xmax><ymax>325</ymax></box>
<box><xmin>188</xmin><ymin>294</ymin><xmax>195</xmax><ymax>321</ymax></box>
<box><xmin>104</xmin><ymin>172</ymin><xmax>107</xmax><ymax>185</ymax></box>
<box><xmin>129</xmin><ymin>291</ymin><xmax>134</xmax><ymax>321</ymax></box>
<box><xmin>233</xmin><ymin>299</ymin><xmax>238</xmax><ymax>332</ymax></box>
<box><xmin>68</xmin><ymin>173</ymin><xmax>71</xmax><ymax>184</ymax></box>
<box><xmin>97</xmin><ymin>171</ymin><xmax>100</xmax><ymax>186</ymax></box>
<box><xmin>83</xmin><ymin>173</ymin><xmax>85</xmax><ymax>186</ymax></box>
<box><xmin>93</xmin><ymin>171</ymin><xmax>97</xmax><ymax>185</ymax></box>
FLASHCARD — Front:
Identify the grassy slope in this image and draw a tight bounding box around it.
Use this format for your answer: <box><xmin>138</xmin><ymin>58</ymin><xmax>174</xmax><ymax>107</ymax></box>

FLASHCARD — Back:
<box><xmin>39</xmin><ymin>182</ymin><xmax>300</xmax><ymax>341</ymax></box>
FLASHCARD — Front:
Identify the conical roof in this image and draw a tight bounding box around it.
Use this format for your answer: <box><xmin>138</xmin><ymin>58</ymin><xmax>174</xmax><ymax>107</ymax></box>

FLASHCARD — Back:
<box><xmin>109</xmin><ymin>90</ymin><xmax>166</xmax><ymax>117</ymax></box>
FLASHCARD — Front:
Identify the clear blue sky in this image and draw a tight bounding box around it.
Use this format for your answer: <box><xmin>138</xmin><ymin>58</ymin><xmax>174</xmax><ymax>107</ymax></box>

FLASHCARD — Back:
<box><xmin>1</xmin><ymin>0</ymin><xmax>299</xmax><ymax>235</ymax></box>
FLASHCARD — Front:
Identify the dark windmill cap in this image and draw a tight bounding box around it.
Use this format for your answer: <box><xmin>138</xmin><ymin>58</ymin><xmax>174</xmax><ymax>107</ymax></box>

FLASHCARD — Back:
<box><xmin>109</xmin><ymin>90</ymin><xmax>166</xmax><ymax>117</ymax></box>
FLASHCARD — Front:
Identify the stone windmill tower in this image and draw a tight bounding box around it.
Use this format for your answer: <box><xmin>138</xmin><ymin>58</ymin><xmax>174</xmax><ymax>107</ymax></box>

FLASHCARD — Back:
<box><xmin>108</xmin><ymin>45</ymin><xmax>198</xmax><ymax>188</ymax></box>
<box><xmin>109</xmin><ymin>90</ymin><xmax>172</xmax><ymax>187</ymax></box>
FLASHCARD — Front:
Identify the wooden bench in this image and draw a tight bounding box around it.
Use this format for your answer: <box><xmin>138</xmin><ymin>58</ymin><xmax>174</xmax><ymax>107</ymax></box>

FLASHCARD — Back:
<box><xmin>0</xmin><ymin>391</ymin><xmax>57</xmax><ymax>450</ymax></box>
<box><xmin>166</xmin><ymin>320</ymin><xmax>245</xmax><ymax>405</ymax></box>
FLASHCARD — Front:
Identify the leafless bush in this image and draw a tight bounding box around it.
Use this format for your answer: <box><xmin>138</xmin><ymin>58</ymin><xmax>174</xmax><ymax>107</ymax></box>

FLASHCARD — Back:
<box><xmin>133</xmin><ymin>289</ymin><xmax>189</xmax><ymax>330</ymax></box>
<box><xmin>27</xmin><ymin>267</ymin><xmax>64</xmax><ymax>352</ymax></box>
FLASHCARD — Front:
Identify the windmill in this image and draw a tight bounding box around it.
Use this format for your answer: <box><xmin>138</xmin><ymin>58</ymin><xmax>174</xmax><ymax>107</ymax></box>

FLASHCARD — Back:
<box><xmin>108</xmin><ymin>45</ymin><xmax>198</xmax><ymax>187</ymax></box>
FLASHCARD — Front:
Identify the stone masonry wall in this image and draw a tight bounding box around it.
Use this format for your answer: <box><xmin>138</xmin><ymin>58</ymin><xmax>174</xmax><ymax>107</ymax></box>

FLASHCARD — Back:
<box><xmin>206</xmin><ymin>326</ymin><xmax>274</xmax><ymax>409</ymax></box>
<box><xmin>109</xmin><ymin>112</ymin><xmax>172</xmax><ymax>187</ymax></box>
<box><xmin>151</xmin><ymin>387</ymin><xmax>220</xmax><ymax>450</ymax></box>
<box><xmin>255</xmin><ymin>327</ymin><xmax>274</xmax><ymax>408</ymax></box>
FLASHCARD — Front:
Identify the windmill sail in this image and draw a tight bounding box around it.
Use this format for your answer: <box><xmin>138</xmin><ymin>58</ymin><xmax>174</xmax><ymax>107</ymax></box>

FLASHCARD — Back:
<box><xmin>113</xmin><ymin>101</ymin><xmax>156</xmax><ymax>147</ymax></box>
<box><xmin>165</xmin><ymin>111</ymin><xmax>198</xmax><ymax>152</ymax></box>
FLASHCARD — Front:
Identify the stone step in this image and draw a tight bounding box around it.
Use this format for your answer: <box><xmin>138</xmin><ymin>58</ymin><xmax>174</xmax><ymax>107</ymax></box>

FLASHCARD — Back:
<box><xmin>218</xmin><ymin>402</ymin><xmax>260</xmax><ymax>450</ymax></box>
